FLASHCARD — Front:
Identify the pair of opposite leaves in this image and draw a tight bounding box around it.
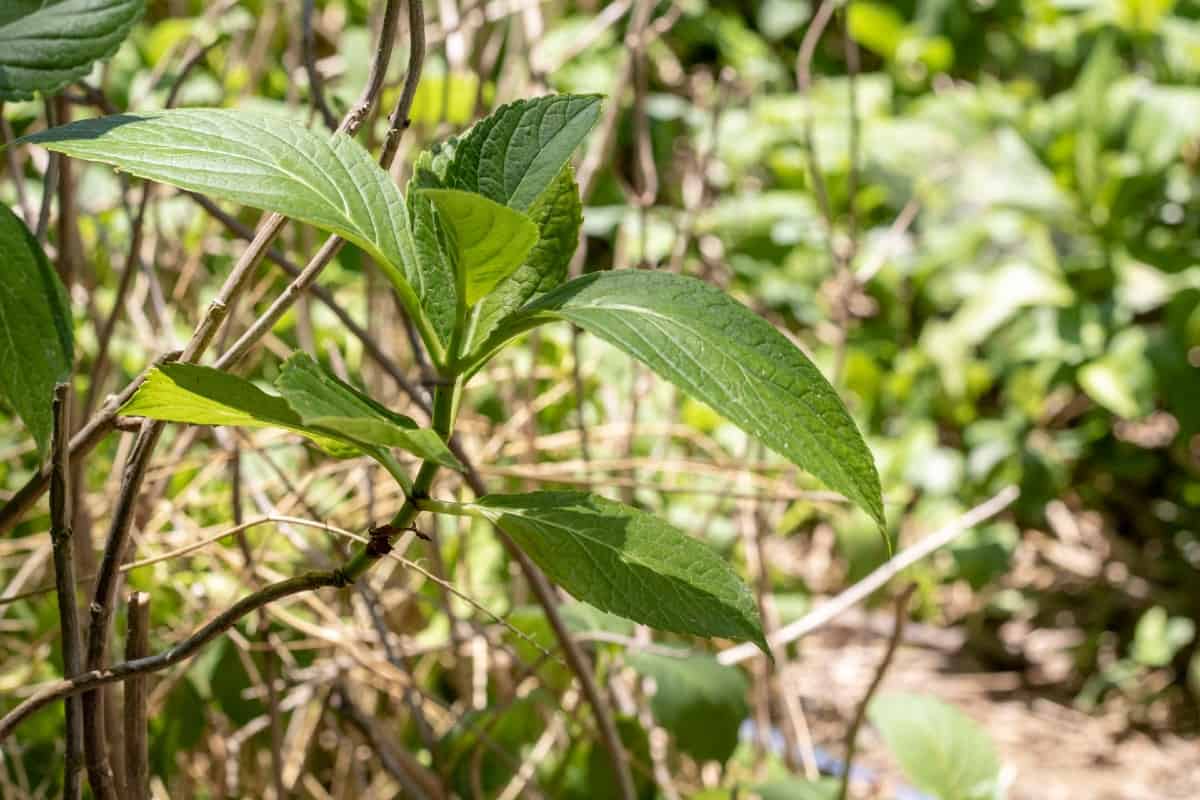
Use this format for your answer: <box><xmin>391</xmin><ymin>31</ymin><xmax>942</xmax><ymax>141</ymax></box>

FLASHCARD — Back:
<box><xmin>14</xmin><ymin>95</ymin><xmax>884</xmax><ymax>654</ymax></box>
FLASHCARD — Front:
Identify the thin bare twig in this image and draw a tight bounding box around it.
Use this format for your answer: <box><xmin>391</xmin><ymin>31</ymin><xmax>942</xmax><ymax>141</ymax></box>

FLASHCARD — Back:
<box><xmin>718</xmin><ymin>486</ymin><xmax>1020</xmax><ymax>665</ymax></box>
<box><xmin>123</xmin><ymin>592</ymin><xmax>151</xmax><ymax>800</ymax></box>
<box><xmin>0</xmin><ymin>350</ymin><xmax>178</xmax><ymax>537</ymax></box>
<box><xmin>0</xmin><ymin>571</ymin><xmax>346</xmax><ymax>741</ymax></box>
<box><xmin>302</xmin><ymin>0</ymin><xmax>339</xmax><ymax>131</ymax></box>
<box><xmin>837</xmin><ymin>583</ymin><xmax>915</xmax><ymax>800</ymax></box>
<box><xmin>50</xmin><ymin>383</ymin><xmax>84</xmax><ymax>800</ymax></box>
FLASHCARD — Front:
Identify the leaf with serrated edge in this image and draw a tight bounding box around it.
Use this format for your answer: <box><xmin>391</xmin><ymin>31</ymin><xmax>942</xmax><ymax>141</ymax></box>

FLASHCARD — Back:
<box><xmin>405</xmin><ymin>153</ymin><xmax>459</xmax><ymax>342</ymax></box>
<box><xmin>472</xmin><ymin>271</ymin><xmax>884</xmax><ymax>525</ymax></box>
<box><xmin>470</xmin><ymin>165</ymin><xmax>581</xmax><ymax>348</ymax></box>
<box><xmin>0</xmin><ymin>0</ymin><xmax>145</xmax><ymax>101</ymax></box>
<box><xmin>274</xmin><ymin>353</ymin><xmax>462</xmax><ymax>470</ymax></box>
<box><xmin>470</xmin><ymin>491</ymin><xmax>768</xmax><ymax>651</ymax></box>
<box><xmin>0</xmin><ymin>205</ymin><xmax>74</xmax><ymax>458</ymax></box>
<box><xmin>420</xmin><ymin>188</ymin><xmax>539</xmax><ymax>307</ymax></box>
<box><xmin>446</xmin><ymin>94</ymin><xmax>602</xmax><ymax>211</ymax></box>
<box><xmin>20</xmin><ymin>109</ymin><xmax>445</xmax><ymax>354</ymax></box>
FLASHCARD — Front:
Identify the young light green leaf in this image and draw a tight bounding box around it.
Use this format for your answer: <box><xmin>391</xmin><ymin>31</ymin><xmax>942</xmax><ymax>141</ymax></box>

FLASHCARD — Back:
<box><xmin>405</xmin><ymin>153</ymin><xmax>459</xmax><ymax>343</ymax></box>
<box><xmin>274</xmin><ymin>353</ymin><xmax>462</xmax><ymax>471</ymax></box>
<box><xmin>0</xmin><ymin>205</ymin><xmax>74</xmax><ymax>458</ymax></box>
<box><xmin>868</xmin><ymin>692</ymin><xmax>1002</xmax><ymax>800</ymax></box>
<box><xmin>420</xmin><ymin>188</ymin><xmax>539</xmax><ymax>307</ymax></box>
<box><xmin>469</xmin><ymin>165</ymin><xmax>582</xmax><ymax>348</ymax></box>
<box><xmin>472</xmin><ymin>271</ymin><xmax>885</xmax><ymax>525</ymax></box>
<box><xmin>20</xmin><ymin>109</ymin><xmax>444</xmax><ymax>357</ymax></box>
<box><xmin>118</xmin><ymin>362</ymin><xmax>347</xmax><ymax>451</ymax></box>
<box><xmin>468</xmin><ymin>491</ymin><xmax>768</xmax><ymax>651</ymax></box>
<box><xmin>446</xmin><ymin>94</ymin><xmax>602</xmax><ymax>211</ymax></box>
<box><xmin>626</xmin><ymin>652</ymin><xmax>749</xmax><ymax>764</ymax></box>
<box><xmin>119</xmin><ymin>359</ymin><xmax>459</xmax><ymax>471</ymax></box>
<box><xmin>0</xmin><ymin>0</ymin><xmax>145</xmax><ymax>101</ymax></box>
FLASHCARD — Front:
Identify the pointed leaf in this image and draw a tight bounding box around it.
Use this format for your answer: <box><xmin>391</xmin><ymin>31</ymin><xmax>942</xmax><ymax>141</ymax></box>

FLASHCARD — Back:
<box><xmin>117</xmin><ymin>363</ymin><xmax>350</xmax><ymax>453</ymax></box>
<box><xmin>0</xmin><ymin>204</ymin><xmax>74</xmax><ymax>458</ymax></box>
<box><xmin>446</xmin><ymin>94</ymin><xmax>602</xmax><ymax>211</ymax></box>
<box><xmin>0</xmin><ymin>0</ymin><xmax>145</xmax><ymax>101</ymax></box>
<box><xmin>469</xmin><ymin>491</ymin><xmax>768</xmax><ymax>651</ymax></box>
<box><xmin>470</xmin><ymin>165</ymin><xmax>582</xmax><ymax>347</ymax></box>
<box><xmin>475</xmin><ymin>271</ymin><xmax>885</xmax><ymax>525</ymax></box>
<box><xmin>274</xmin><ymin>353</ymin><xmax>462</xmax><ymax>470</ymax></box>
<box><xmin>420</xmin><ymin>188</ymin><xmax>538</xmax><ymax>307</ymax></box>
<box><xmin>20</xmin><ymin>109</ymin><xmax>444</xmax><ymax>353</ymax></box>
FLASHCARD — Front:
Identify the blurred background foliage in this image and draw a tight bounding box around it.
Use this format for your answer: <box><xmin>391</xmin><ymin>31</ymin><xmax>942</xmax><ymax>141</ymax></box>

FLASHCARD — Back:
<box><xmin>2</xmin><ymin>0</ymin><xmax>1200</xmax><ymax>797</ymax></box>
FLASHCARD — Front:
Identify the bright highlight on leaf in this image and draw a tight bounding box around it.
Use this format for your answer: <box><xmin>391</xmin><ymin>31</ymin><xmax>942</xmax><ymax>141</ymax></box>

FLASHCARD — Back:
<box><xmin>468</xmin><ymin>491</ymin><xmax>769</xmax><ymax>652</ymax></box>
<box><xmin>0</xmin><ymin>205</ymin><xmax>74</xmax><ymax>458</ymax></box>
<box><xmin>472</xmin><ymin>270</ymin><xmax>886</xmax><ymax>525</ymax></box>
<box><xmin>20</xmin><ymin>109</ymin><xmax>444</xmax><ymax>358</ymax></box>
<box><xmin>0</xmin><ymin>0</ymin><xmax>145</xmax><ymax>101</ymax></box>
<box><xmin>420</xmin><ymin>188</ymin><xmax>539</xmax><ymax>307</ymax></box>
<box><xmin>119</xmin><ymin>356</ymin><xmax>460</xmax><ymax>472</ymax></box>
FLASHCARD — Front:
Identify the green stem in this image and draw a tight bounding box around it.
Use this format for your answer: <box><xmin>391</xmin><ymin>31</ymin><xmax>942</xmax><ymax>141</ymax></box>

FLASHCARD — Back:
<box><xmin>340</xmin><ymin>376</ymin><xmax>459</xmax><ymax>583</ymax></box>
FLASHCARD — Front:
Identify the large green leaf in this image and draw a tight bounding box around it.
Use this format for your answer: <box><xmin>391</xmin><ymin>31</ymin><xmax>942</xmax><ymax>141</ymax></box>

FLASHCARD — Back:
<box><xmin>470</xmin><ymin>165</ymin><xmax>582</xmax><ymax>348</ymax></box>
<box><xmin>420</xmin><ymin>188</ymin><xmax>539</xmax><ymax>307</ymax></box>
<box><xmin>445</xmin><ymin>94</ymin><xmax>602</xmax><ymax>211</ymax></box>
<box><xmin>472</xmin><ymin>271</ymin><xmax>884</xmax><ymax>525</ymax></box>
<box><xmin>626</xmin><ymin>652</ymin><xmax>749</xmax><ymax>764</ymax></box>
<box><xmin>868</xmin><ymin>692</ymin><xmax>1001</xmax><ymax>800</ymax></box>
<box><xmin>0</xmin><ymin>205</ymin><xmax>74</xmax><ymax>458</ymax></box>
<box><xmin>0</xmin><ymin>0</ymin><xmax>145</xmax><ymax>101</ymax></box>
<box><xmin>468</xmin><ymin>491</ymin><xmax>767</xmax><ymax>651</ymax></box>
<box><xmin>274</xmin><ymin>353</ymin><xmax>461</xmax><ymax>470</ymax></box>
<box><xmin>20</xmin><ymin>109</ymin><xmax>444</xmax><ymax>355</ymax></box>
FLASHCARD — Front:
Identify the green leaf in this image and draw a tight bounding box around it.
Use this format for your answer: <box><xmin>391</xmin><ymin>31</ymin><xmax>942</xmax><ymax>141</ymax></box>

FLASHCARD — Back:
<box><xmin>470</xmin><ymin>165</ymin><xmax>582</xmax><ymax>348</ymax></box>
<box><xmin>626</xmin><ymin>652</ymin><xmax>749</xmax><ymax>764</ymax></box>
<box><xmin>868</xmin><ymin>692</ymin><xmax>1002</xmax><ymax>800</ymax></box>
<box><xmin>0</xmin><ymin>0</ymin><xmax>145</xmax><ymax>101</ymax></box>
<box><xmin>119</xmin><ymin>357</ymin><xmax>459</xmax><ymax>471</ymax></box>
<box><xmin>420</xmin><ymin>188</ymin><xmax>539</xmax><ymax>307</ymax></box>
<box><xmin>274</xmin><ymin>353</ymin><xmax>462</xmax><ymax>471</ymax></box>
<box><xmin>0</xmin><ymin>204</ymin><xmax>74</xmax><ymax>458</ymax></box>
<box><xmin>754</xmin><ymin>779</ymin><xmax>841</xmax><ymax>800</ymax></box>
<box><xmin>468</xmin><ymin>491</ymin><xmax>767</xmax><ymax>651</ymax></box>
<box><xmin>446</xmin><ymin>94</ymin><xmax>602</xmax><ymax>211</ymax></box>
<box><xmin>405</xmin><ymin>152</ymin><xmax>459</xmax><ymax>343</ymax></box>
<box><xmin>118</xmin><ymin>362</ymin><xmax>345</xmax><ymax>453</ymax></box>
<box><xmin>474</xmin><ymin>271</ymin><xmax>884</xmax><ymax>525</ymax></box>
<box><xmin>20</xmin><ymin>109</ymin><xmax>444</xmax><ymax>356</ymax></box>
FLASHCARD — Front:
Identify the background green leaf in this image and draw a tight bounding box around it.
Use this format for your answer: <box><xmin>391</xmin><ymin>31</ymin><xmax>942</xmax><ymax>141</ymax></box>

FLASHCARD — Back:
<box><xmin>0</xmin><ymin>205</ymin><xmax>73</xmax><ymax>458</ymax></box>
<box><xmin>626</xmin><ymin>652</ymin><xmax>749</xmax><ymax>763</ymax></box>
<box><xmin>0</xmin><ymin>0</ymin><xmax>145</xmax><ymax>101</ymax></box>
<box><xmin>868</xmin><ymin>692</ymin><xmax>1002</xmax><ymax>800</ymax></box>
<box><xmin>470</xmin><ymin>491</ymin><xmax>767</xmax><ymax>650</ymax></box>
